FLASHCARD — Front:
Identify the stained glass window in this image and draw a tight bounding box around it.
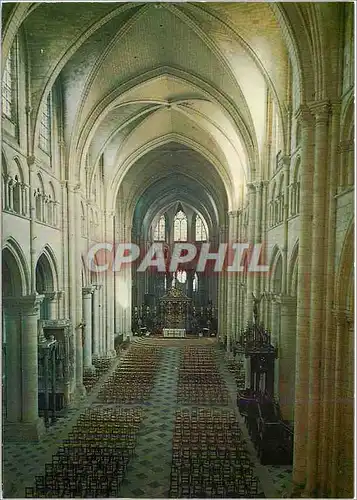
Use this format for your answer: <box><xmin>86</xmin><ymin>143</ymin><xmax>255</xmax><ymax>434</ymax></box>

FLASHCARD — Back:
<box><xmin>2</xmin><ymin>44</ymin><xmax>15</xmax><ymax>119</ymax></box>
<box><xmin>195</xmin><ymin>215</ymin><xmax>207</xmax><ymax>241</ymax></box>
<box><xmin>154</xmin><ymin>215</ymin><xmax>165</xmax><ymax>241</ymax></box>
<box><xmin>174</xmin><ymin>210</ymin><xmax>187</xmax><ymax>241</ymax></box>
<box><xmin>39</xmin><ymin>94</ymin><xmax>51</xmax><ymax>153</ymax></box>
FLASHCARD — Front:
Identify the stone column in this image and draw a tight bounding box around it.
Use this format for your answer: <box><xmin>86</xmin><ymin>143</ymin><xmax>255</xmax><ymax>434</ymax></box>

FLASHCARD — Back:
<box><xmin>330</xmin><ymin>310</ymin><xmax>354</xmax><ymax>498</ymax></box>
<box><xmin>319</xmin><ymin>103</ymin><xmax>340</xmax><ymax>494</ymax></box>
<box><xmin>231</xmin><ymin>211</ymin><xmax>239</xmax><ymax>342</ymax></box>
<box><xmin>270</xmin><ymin>299</ymin><xmax>280</xmax><ymax>399</ymax></box>
<box><xmin>245</xmin><ymin>183</ymin><xmax>256</xmax><ymax>324</ymax></box>
<box><xmin>292</xmin><ymin>106</ymin><xmax>314</xmax><ymax>493</ymax></box>
<box><xmin>3</xmin><ymin>304</ymin><xmax>22</xmax><ymax>423</ymax></box>
<box><xmin>4</xmin><ymin>295</ymin><xmax>45</xmax><ymax>441</ymax></box>
<box><xmin>105</xmin><ymin>211</ymin><xmax>116</xmax><ymax>357</ymax></box>
<box><xmin>82</xmin><ymin>286</ymin><xmax>95</xmax><ymax>372</ymax></box>
<box><xmin>226</xmin><ymin>212</ymin><xmax>236</xmax><ymax>351</ymax></box>
<box><xmin>67</xmin><ymin>183</ymin><xmax>78</xmax><ymax>397</ymax></box>
<box><xmin>217</xmin><ymin>225</ymin><xmax>228</xmax><ymax>345</ymax></box>
<box><xmin>45</xmin><ymin>292</ymin><xmax>58</xmax><ymax>320</ymax></box>
<box><xmin>2</xmin><ymin>174</ymin><xmax>9</xmax><ymax>210</ymax></box>
<box><xmin>92</xmin><ymin>284</ymin><xmax>101</xmax><ymax>359</ymax></box>
<box><xmin>74</xmin><ymin>186</ymin><xmax>85</xmax><ymax>396</ymax></box>
<box><xmin>254</xmin><ymin>182</ymin><xmax>263</xmax><ymax>297</ymax></box>
<box><xmin>305</xmin><ymin>102</ymin><xmax>330</xmax><ymax>496</ymax></box>
<box><xmin>21</xmin><ymin>184</ymin><xmax>28</xmax><ymax>216</ymax></box>
<box><xmin>279</xmin><ymin>295</ymin><xmax>297</xmax><ymax>421</ymax></box>
<box><xmin>8</xmin><ymin>178</ymin><xmax>14</xmax><ymax>210</ymax></box>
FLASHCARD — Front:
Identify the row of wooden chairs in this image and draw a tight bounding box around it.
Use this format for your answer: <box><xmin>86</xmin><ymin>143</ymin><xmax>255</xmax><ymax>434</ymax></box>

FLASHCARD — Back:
<box><xmin>96</xmin><ymin>346</ymin><xmax>161</xmax><ymax>404</ymax></box>
<box><xmin>169</xmin><ymin>409</ymin><xmax>259</xmax><ymax>498</ymax></box>
<box><xmin>83</xmin><ymin>357</ymin><xmax>115</xmax><ymax>392</ymax></box>
<box><xmin>178</xmin><ymin>347</ymin><xmax>230</xmax><ymax>406</ymax></box>
<box><xmin>25</xmin><ymin>407</ymin><xmax>143</xmax><ymax>498</ymax></box>
<box><xmin>177</xmin><ymin>385</ymin><xmax>230</xmax><ymax>406</ymax></box>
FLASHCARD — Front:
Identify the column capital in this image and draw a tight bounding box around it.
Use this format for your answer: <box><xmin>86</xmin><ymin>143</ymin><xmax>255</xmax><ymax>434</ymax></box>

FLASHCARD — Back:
<box><xmin>295</xmin><ymin>104</ymin><xmax>313</xmax><ymax>123</ymax></box>
<box><xmin>3</xmin><ymin>293</ymin><xmax>44</xmax><ymax>314</ymax></box>
<box><xmin>92</xmin><ymin>283</ymin><xmax>103</xmax><ymax>290</ymax></box>
<box><xmin>43</xmin><ymin>291</ymin><xmax>57</xmax><ymax>301</ymax></box>
<box><xmin>309</xmin><ymin>100</ymin><xmax>331</xmax><ymax>123</ymax></box>
<box><xmin>246</xmin><ymin>182</ymin><xmax>257</xmax><ymax>192</ymax></box>
<box><xmin>253</xmin><ymin>180</ymin><xmax>264</xmax><ymax>191</ymax></box>
<box><xmin>227</xmin><ymin>210</ymin><xmax>239</xmax><ymax>218</ymax></box>
<box><xmin>67</xmin><ymin>182</ymin><xmax>81</xmax><ymax>193</ymax></box>
<box><xmin>83</xmin><ymin>285</ymin><xmax>95</xmax><ymax>296</ymax></box>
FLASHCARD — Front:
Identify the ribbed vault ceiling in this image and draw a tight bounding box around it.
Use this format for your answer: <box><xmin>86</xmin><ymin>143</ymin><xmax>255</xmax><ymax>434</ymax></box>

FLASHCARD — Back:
<box><xmin>18</xmin><ymin>2</ymin><xmax>292</xmax><ymax>214</ymax></box>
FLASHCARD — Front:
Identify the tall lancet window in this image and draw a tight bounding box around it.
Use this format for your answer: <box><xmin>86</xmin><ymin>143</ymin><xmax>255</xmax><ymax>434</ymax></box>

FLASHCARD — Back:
<box><xmin>195</xmin><ymin>215</ymin><xmax>207</xmax><ymax>241</ymax></box>
<box><xmin>39</xmin><ymin>94</ymin><xmax>51</xmax><ymax>154</ymax></box>
<box><xmin>2</xmin><ymin>43</ymin><xmax>16</xmax><ymax>120</ymax></box>
<box><xmin>174</xmin><ymin>210</ymin><xmax>187</xmax><ymax>241</ymax></box>
<box><xmin>154</xmin><ymin>215</ymin><xmax>165</xmax><ymax>241</ymax></box>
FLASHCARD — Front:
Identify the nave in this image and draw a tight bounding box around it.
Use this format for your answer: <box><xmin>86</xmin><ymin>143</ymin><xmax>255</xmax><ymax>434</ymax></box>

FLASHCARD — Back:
<box><xmin>4</xmin><ymin>339</ymin><xmax>292</xmax><ymax>499</ymax></box>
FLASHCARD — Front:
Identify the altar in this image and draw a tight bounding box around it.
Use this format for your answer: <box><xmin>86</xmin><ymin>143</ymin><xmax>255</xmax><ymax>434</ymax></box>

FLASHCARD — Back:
<box><xmin>159</xmin><ymin>285</ymin><xmax>192</xmax><ymax>331</ymax></box>
<box><xmin>163</xmin><ymin>328</ymin><xmax>186</xmax><ymax>338</ymax></box>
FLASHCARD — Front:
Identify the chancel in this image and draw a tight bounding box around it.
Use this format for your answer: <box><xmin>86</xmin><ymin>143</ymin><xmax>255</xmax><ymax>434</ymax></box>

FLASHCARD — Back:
<box><xmin>1</xmin><ymin>2</ymin><xmax>354</xmax><ymax>499</ymax></box>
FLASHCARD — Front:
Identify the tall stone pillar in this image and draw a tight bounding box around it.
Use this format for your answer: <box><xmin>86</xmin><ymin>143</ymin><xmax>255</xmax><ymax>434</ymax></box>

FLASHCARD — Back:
<box><xmin>319</xmin><ymin>103</ymin><xmax>341</xmax><ymax>494</ymax></box>
<box><xmin>82</xmin><ymin>286</ymin><xmax>95</xmax><ymax>372</ymax></box>
<box><xmin>105</xmin><ymin>211</ymin><xmax>116</xmax><ymax>357</ymax></box>
<box><xmin>270</xmin><ymin>299</ymin><xmax>280</xmax><ymax>399</ymax></box>
<box><xmin>292</xmin><ymin>106</ymin><xmax>314</xmax><ymax>493</ymax></box>
<box><xmin>245</xmin><ymin>183</ymin><xmax>256</xmax><ymax>324</ymax></box>
<box><xmin>279</xmin><ymin>295</ymin><xmax>297</xmax><ymax>421</ymax></box>
<box><xmin>330</xmin><ymin>309</ymin><xmax>354</xmax><ymax>498</ymax></box>
<box><xmin>305</xmin><ymin>102</ymin><xmax>330</xmax><ymax>496</ymax></box>
<box><xmin>3</xmin><ymin>305</ymin><xmax>22</xmax><ymax>423</ymax></box>
<box><xmin>254</xmin><ymin>182</ymin><xmax>263</xmax><ymax>297</ymax></box>
<box><xmin>21</xmin><ymin>295</ymin><xmax>44</xmax><ymax>427</ymax></box>
<box><xmin>217</xmin><ymin>225</ymin><xmax>228</xmax><ymax>346</ymax></box>
<box><xmin>98</xmin><ymin>284</ymin><xmax>105</xmax><ymax>356</ymax></box>
<box><xmin>230</xmin><ymin>211</ymin><xmax>239</xmax><ymax>342</ymax></box>
<box><xmin>226</xmin><ymin>212</ymin><xmax>237</xmax><ymax>351</ymax></box>
<box><xmin>92</xmin><ymin>284</ymin><xmax>101</xmax><ymax>358</ymax></box>
<box><xmin>4</xmin><ymin>295</ymin><xmax>45</xmax><ymax>441</ymax></box>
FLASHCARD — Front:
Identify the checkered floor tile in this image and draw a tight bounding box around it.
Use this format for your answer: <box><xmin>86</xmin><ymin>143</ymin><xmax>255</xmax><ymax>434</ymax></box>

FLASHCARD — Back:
<box><xmin>3</xmin><ymin>340</ymin><xmax>293</xmax><ymax>498</ymax></box>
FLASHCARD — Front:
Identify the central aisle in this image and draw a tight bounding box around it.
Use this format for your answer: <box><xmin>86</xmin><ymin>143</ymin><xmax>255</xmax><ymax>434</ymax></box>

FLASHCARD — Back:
<box><xmin>22</xmin><ymin>338</ymin><xmax>292</xmax><ymax>498</ymax></box>
<box><xmin>118</xmin><ymin>347</ymin><xmax>181</xmax><ymax>498</ymax></box>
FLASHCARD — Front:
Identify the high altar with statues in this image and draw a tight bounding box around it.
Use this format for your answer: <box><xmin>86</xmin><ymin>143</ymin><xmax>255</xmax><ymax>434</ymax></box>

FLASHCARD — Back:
<box><xmin>159</xmin><ymin>286</ymin><xmax>191</xmax><ymax>337</ymax></box>
<box><xmin>132</xmin><ymin>284</ymin><xmax>217</xmax><ymax>337</ymax></box>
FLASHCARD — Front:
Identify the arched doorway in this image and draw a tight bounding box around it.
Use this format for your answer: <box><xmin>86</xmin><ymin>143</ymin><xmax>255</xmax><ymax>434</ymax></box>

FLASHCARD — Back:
<box><xmin>2</xmin><ymin>242</ymin><xmax>28</xmax><ymax>425</ymax></box>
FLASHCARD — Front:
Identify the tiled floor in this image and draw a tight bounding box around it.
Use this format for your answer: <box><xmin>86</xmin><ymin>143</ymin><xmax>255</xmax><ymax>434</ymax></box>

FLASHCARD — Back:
<box><xmin>118</xmin><ymin>347</ymin><xmax>180</xmax><ymax>498</ymax></box>
<box><xmin>3</xmin><ymin>338</ymin><xmax>293</xmax><ymax>498</ymax></box>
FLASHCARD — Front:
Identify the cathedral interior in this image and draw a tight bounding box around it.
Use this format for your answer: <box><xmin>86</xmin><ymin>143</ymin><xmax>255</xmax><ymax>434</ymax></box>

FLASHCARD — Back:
<box><xmin>1</xmin><ymin>2</ymin><xmax>355</xmax><ymax>499</ymax></box>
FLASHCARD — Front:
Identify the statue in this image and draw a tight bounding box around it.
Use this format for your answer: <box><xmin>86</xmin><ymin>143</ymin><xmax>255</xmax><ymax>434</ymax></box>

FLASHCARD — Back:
<box><xmin>252</xmin><ymin>292</ymin><xmax>264</xmax><ymax>325</ymax></box>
